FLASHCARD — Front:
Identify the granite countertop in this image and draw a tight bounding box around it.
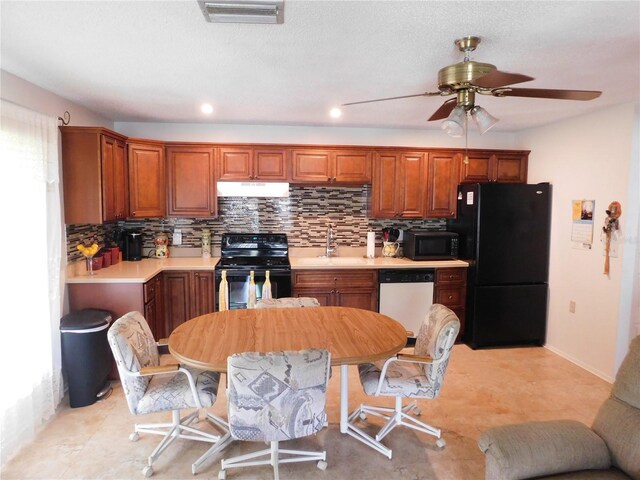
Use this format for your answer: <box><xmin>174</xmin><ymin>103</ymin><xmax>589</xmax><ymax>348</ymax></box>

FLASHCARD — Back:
<box><xmin>66</xmin><ymin>253</ymin><xmax>468</xmax><ymax>284</ymax></box>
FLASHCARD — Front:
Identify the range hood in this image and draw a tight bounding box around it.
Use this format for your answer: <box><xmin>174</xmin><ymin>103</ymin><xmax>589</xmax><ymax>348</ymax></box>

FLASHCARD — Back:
<box><xmin>217</xmin><ymin>181</ymin><xmax>289</xmax><ymax>197</ymax></box>
<box><xmin>198</xmin><ymin>0</ymin><xmax>284</xmax><ymax>24</ymax></box>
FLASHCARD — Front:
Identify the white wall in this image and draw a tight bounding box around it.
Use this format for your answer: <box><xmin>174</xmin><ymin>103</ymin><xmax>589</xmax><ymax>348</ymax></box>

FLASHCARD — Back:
<box><xmin>115</xmin><ymin>121</ymin><xmax>518</xmax><ymax>149</ymax></box>
<box><xmin>516</xmin><ymin>103</ymin><xmax>639</xmax><ymax>380</ymax></box>
<box><xmin>1</xmin><ymin>70</ymin><xmax>112</xmax><ymax>127</ymax></box>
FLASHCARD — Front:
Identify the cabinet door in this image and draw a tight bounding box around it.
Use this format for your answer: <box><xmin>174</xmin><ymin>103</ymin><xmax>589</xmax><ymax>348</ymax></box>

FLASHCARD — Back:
<box><xmin>128</xmin><ymin>142</ymin><xmax>165</xmax><ymax>218</ymax></box>
<box><xmin>293</xmin><ymin>289</ymin><xmax>333</xmax><ymax>307</ymax></box>
<box><xmin>254</xmin><ymin>149</ymin><xmax>289</xmax><ymax>180</ymax></box>
<box><xmin>192</xmin><ymin>271</ymin><xmax>215</xmax><ymax>317</ymax></box>
<box><xmin>334</xmin><ymin>290</ymin><xmax>377</xmax><ymax>311</ymax></box>
<box><xmin>397</xmin><ymin>152</ymin><xmax>427</xmax><ymax>218</ymax></box>
<box><xmin>460</xmin><ymin>152</ymin><xmax>492</xmax><ymax>184</ymax></box>
<box><xmin>494</xmin><ymin>153</ymin><xmax>528</xmax><ymax>183</ymax></box>
<box><xmin>167</xmin><ymin>146</ymin><xmax>217</xmax><ymax>217</ymax></box>
<box><xmin>426</xmin><ymin>151</ymin><xmax>461</xmax><ymax>218</ymax></box>
<box><xmin>163</xmin><ymin>271</ymin><xmax>191</xmax><ymax>334</ymax></box>
<box><xmin>101</xmin><ymin>136</ymin><xmax>117</xmax><ymax>222</ymax></box>
<box><xmin>371</xmin><ymin>152</ymin><xmax>400</xmax><ymax>218</ymax></box>
<box><xmin>291</xmin><ymin>150</ymin><xmax>332</xmax><ymax>182</ymax></box>
<box><xmin>333</xmin><ymin>150</ymin><xmax>372</xmax><ymax>183</ymax></box>
<box><xmin>113</xmin><ymin>140</ymin><xmax>128</xmax><ymax>220</ymax></box>
<box><xmin>218</xmin><ymin>147</ymin><xmax>252</xmax><ymax>180</ymax></box>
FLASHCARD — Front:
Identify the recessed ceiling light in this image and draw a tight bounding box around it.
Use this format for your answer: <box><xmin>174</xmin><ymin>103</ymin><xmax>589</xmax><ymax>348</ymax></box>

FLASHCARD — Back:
<box><xmin>201</xmin><ymin>103</ymin><xmax>214</xmax><ymax>114</ymax></box>
<box><xmin>329</xmin><ymin>107</ymin><xmax>342</xmax><ymax>119</ymax></box>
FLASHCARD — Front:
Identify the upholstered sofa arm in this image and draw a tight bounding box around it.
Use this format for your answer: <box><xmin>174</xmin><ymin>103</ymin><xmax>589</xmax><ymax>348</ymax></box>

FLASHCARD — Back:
<box><xmin>478</xmin><ymin>420</ymin><xmax>611</xmax><ymax>480</ymax></box>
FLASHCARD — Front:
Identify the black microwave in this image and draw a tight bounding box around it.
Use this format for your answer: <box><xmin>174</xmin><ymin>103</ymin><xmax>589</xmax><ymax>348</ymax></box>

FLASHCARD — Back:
<box><xmin>403</xmin><ymin>231</ymin><xmax>459</xmax><ymax>260</ymax></box>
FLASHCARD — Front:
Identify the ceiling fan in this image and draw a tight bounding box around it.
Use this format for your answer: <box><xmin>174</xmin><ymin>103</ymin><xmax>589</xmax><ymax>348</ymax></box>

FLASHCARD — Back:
<box><xmin>342</xmin><ymin>36</ymin><xmax>602</xmax><ymax>135</ymax></box>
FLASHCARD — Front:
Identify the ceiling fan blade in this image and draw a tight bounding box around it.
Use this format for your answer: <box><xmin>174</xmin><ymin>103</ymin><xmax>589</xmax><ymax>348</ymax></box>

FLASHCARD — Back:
<box><xmin>428</xmin><ymin>98</ymin><xmax>457</xmax><ymax>121</ymax></box>
<box><xmin>342</xmin><ymin>91</ymin><xmax>441</xmax><ymax>106</ymax></box>
<box><xmin>473</xmin><ymin>70</ymin><xmax>534</xmax><ymax>88</ymax></box>
<box><xmin>498</xmin><ymin>88</ymin><xmax>602</xmax><ymax>101</ymax></box>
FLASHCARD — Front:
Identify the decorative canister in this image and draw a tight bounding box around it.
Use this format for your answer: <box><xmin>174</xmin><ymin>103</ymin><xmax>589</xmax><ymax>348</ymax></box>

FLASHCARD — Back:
<box><xmin>382</xmin><ymin>241</ymin><xmax>399</xmax><ymax>257</ymax></box>
<box><xmin>202</xmin><ymin>229</ymin><xmax>211</xmax><ymax>258</ymax></box>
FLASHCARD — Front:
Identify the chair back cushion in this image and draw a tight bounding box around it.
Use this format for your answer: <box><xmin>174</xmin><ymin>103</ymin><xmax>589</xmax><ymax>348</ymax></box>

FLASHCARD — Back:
<box><xmin>107</xmin><ymin>311</ymin><xmax>160</xmax><ymax>415</ymax></box>
<box><xmin>256</xmin><ymin>297</ymin><xmax>321</xmax><ymax>308</ymax></box>
<box><xmin>227</xmin><ymin>349</ymin><xmax>330</xmax><ymax>442</ymax></box>
<box><xmin>592</xmin><ymin>335</ymin><xmax>640</xmax><ymax>478</ymax></box>
<box><xmin>414</xmin><ymin>304</ymin><xmax>460</xmax><ymax>393</ymax></box>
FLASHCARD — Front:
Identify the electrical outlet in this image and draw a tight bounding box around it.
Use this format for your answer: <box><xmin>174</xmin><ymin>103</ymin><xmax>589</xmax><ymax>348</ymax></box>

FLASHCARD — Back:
<box><xmin>173</xmin><ymin>229</ymin><xmax>182</xmax><ymax>246</ymax></box>
<box><xmin>569</xmin><ymin>300</ymin><xmax>576</xmax><ymax>313</ymax></box>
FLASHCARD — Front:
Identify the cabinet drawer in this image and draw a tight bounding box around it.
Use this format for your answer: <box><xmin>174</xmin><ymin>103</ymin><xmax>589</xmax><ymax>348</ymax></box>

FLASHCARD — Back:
<box><xmin>435</xmin><ymin>286</ymin><xmax>466</xmax><ymax>306</ymax></box>
<box><xmin>293</xmin><ymin>269</ymin><xmax>377</xmax><ymax>288</ymax></box>
<box><xmin>436</xmin><ymin>268</ymin><xmax>466</xmax><ymax>285</ymax></box>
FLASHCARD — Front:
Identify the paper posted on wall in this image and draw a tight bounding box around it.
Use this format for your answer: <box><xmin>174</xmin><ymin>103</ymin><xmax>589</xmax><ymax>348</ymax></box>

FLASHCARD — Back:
<box><xmin>571</xmin><ymin>200</ymin><xmax>595</xmax><ymax>250</ymax></box>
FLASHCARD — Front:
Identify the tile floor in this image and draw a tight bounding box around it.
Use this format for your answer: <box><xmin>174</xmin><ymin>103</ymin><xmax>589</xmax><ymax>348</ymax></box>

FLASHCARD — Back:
<box><xmin>2</xmin><ymin>345</ymin><xmax>611</xmax><ymax>480</ymax></box>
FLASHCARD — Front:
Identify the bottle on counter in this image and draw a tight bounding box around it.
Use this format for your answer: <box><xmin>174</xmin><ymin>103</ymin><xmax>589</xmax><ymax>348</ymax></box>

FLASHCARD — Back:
<box><xmin>262</xmin><ymin>270</ymin><xmax>273</xmax><ymax>300</ymax></box>
<box><xmin>202</xmin><ymin>229</ymin><xmax>211</xmax><ymax>258</ymax></box>
<box><xmin>219</xmin><ymin>270</ymin><xmax>229</xmax><ymax>311</ymax></box>
<box><xmin>248</xmin><ymin>270</ymin><xmax>257</xmax><ymax>309</ymax></box>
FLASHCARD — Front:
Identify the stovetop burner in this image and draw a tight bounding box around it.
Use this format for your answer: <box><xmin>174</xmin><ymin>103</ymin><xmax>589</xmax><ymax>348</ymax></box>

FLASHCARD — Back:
<box><xmin>217</xmin><ymin>233</ymin><xmax>290</xmax><ymax>271</ymax></box>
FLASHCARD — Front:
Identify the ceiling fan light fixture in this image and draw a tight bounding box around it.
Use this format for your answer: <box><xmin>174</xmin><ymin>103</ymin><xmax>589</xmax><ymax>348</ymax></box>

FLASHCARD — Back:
<box><xmin>441</xmin><ymin>105</ymin><xmax>467</xmax><ymax>137</ymax></box>
<box><xmin>470</xmin><ymin>105</ymin><xmax>499</xmax><ymax>134</ymax></box>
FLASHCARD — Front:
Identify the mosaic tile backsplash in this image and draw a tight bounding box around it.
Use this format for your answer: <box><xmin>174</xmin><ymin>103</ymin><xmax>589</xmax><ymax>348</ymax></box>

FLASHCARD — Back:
<box><xmin>66</xmin><ymin>186</ymin><xmax>445</xmax><ymax>262</ymax></box>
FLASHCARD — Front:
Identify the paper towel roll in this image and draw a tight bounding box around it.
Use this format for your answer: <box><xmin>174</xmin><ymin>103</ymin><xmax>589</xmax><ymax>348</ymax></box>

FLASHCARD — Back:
<box><xmin>366</xmin><ymin>231</ymin><xmax>375</xmax><ymax>258</ymax></box>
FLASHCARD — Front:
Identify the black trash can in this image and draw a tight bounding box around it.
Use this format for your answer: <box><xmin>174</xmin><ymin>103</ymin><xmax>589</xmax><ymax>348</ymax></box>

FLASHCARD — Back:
<box><xmin>60</xmin><ymin>309</ymin><xmax>113</xmax><ymax>408</ymax></box>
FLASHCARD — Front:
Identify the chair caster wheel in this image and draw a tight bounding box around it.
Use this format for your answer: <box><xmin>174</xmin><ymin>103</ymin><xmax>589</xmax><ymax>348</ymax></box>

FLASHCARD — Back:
<box><xmin>359</xmin><ymin>412</ymin><xmax>367</xmax><ymax>421</ymax></box>
<box><xmin>142</xmin><ymin>466</ymin><xmax>153</xmax><ymax>477</ymax></box>
<box><xmin>317</xmin><ymin>460</ymin><xmax>328</xmax><ymax>471</ymax></box>
<box><xmin>436</xmin><ymin>438</ymin><xmax>446</xmax><ymax>448</ymax></box>
<box><xmin>413</xmin><ymin>407</ymin><xmax>421</xmax><ymax>416</ymax></box>
<box><xmin>218</xmin><ymin>469</ymin><xmax>226</xmax><ymax>480</ymax></box>
<box><xmin>129</xmin><ymin>432</ymin><xmax>140</xmax><ymax>442</ymax></box>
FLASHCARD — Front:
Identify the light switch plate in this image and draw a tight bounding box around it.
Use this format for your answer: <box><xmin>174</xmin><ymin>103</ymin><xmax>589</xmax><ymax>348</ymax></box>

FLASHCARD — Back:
<box><xmin>173</xmin><ymin>229</ymin><xmax>182</xmax><ymax>245</ymax></box>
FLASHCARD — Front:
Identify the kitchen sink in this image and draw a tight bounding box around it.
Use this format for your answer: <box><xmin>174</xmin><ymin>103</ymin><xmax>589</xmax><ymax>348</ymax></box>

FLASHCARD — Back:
<box><xmin>293</xmin><ymin>256</ymin><xmax>370</xmax><ymax>266</ymax></box>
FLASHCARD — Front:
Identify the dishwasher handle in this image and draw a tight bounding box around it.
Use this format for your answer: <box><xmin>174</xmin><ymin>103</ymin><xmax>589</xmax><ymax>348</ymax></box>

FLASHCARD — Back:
<box><xmin>378</xmin><ymin>269</ymin><xmax>435</xmax><ymax>283</ymax></box>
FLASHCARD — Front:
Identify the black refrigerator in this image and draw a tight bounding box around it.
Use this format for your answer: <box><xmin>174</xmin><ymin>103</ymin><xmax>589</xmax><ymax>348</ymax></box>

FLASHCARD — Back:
<box><xmin>448</xmin><ymin>183</ymin><xmax>552</xmax><ymax>349</ymax></box>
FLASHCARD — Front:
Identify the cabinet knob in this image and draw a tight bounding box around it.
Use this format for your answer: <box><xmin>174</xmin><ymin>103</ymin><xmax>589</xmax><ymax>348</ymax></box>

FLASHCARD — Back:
<box><xmin>332</xmin><ymin>177</ymin><xmax>337</xmax><ymax>182</ymax></box>
<box><xmin>449</xmin><ymin>275</ymin><xmax>454</xmax><ymax>279</ymax></box>
<box><xmin>448</xmin><ymin>295</ymin><xmax>453</xmax><ymax>300</ymax></box>
<box><xmin>195</xmin><ymin>273</ymin><xmax>199</xmax><ymax>277</ymax></box>
<box><xmin>250</xmin><ymin>175</ymin><xmax>255</xmax><ymax>179</ymax></box>
<box><xmin>327</xmin><ymin>177</ymin><xmax>331</xmax><ymax>182</ymax></box>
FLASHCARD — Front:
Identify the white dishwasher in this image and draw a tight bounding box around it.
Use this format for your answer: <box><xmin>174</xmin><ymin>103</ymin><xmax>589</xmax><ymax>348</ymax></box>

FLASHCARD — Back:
<box><xmin>378</xmin><ymin>269</ymin><xmax>435</xmax><ymax>337</ymax></box>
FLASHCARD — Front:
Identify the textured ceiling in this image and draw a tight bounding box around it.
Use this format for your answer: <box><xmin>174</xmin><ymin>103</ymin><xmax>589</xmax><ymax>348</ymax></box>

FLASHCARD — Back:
<box><xmin>2</xmin><ymin>1</ymin><xmax>639</xmax><ymax>132</ymax></box>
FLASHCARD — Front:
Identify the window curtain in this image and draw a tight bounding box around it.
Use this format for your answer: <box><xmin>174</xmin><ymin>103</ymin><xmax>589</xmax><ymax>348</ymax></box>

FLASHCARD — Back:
<box><xmin>0</xmin><ymin>100</ymin><xmax>64</xmax><ymax>465</ymax></box>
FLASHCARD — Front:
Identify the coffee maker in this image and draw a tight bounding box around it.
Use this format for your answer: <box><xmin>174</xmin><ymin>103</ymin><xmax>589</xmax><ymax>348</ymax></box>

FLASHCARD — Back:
<box><xmin>123</xmin><ymin>231</ymin><xmax>143</xmax><ymax>261</ymax></box>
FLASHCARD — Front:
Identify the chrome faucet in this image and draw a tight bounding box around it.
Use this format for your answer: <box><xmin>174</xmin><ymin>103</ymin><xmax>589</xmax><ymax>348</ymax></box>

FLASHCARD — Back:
<box><xmin>325</xmin><ymin>223</ymin><xmax>337</xmax><ymax>257</ymax></box>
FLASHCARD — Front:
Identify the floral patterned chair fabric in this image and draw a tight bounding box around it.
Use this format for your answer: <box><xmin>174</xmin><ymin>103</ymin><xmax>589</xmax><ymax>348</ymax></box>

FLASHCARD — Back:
<box><xmin>359</xmin><ymin>304</ymin><xmax>460</xmax><ymax>397</ymax></box>
<box><xmin>349</xmin><ymin>304</ymin><xmax>460</xmax><ymax>459</ymax></box>
<box><xmin>255</xmin><ymin>297</ymin><xmax>321</xmax><ymax>309</ymax></box>
<box><xmin>107</xmin><ymin>311</ymin><xmax>228</xmax><ymax>477</ymax></box>
<box><xmin>220</xmin><ymin>349</ymin><xmax>330</xmax><ymax>479</ymax></box>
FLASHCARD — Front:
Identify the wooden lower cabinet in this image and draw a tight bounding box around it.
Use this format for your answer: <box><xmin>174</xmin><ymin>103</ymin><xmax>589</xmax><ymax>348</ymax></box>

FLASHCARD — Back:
<box><xmin>163</xmin><ymin>270</ymin><xmax>215</xmax><ymax>335</ymax></box>
<box><xmin>292</xmin><ymin>270</ymin><xmax>378</xmax><ymax>311</ymax></box>
<box><xmin>143</xmin><ymin>273</ymin><xmax>164</xmax><ymax>339</ymax></box>
<box><xmin>434</xmin><ymin>267</ymin><xmax>467</xmax><ymax>342</ymax></box>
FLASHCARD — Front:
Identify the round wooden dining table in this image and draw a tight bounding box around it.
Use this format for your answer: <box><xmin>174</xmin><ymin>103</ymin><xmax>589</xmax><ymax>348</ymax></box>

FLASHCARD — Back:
<box><xmin>168</xmin><ymin>306</ymin><xmax>407</xmax><ymax>463</ymax></box>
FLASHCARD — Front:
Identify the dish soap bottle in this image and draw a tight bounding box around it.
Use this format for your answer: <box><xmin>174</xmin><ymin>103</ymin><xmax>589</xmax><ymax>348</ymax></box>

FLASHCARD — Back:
<box><xmin>262</xmin><ymin>270</ymin><xmax>273</xmax><ymax>300</ymax></box>
<box><xmin>248</xmin><ymin>270</ymin><xmax>257</xmax><ymax>308</ymax></box>
<box><xmin>219</xmin><ymin>270</ymin><xmax>228</xmax><ymax>311</ymax></box>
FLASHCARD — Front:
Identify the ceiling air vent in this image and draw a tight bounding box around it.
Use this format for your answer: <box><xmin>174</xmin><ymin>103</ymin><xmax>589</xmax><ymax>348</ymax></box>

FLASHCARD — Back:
<box><xmin>198</xmin><ymin>0</ymin><xmax>284</xmax><ymax>24</ymax></box>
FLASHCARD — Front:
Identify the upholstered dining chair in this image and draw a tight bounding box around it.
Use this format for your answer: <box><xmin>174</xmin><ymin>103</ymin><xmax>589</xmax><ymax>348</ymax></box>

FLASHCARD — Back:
<box><xmin>255</xmin><ymin>297</ymin><xmax>321</xmax><ymax>308</ymax></box>
<box><xmin>107</xmin><ymin>311</ymin><xmax>229</xmax><ymax>477</ymax></box>
<box><xmin>218</xmin><ymin>349</ymin><xmax>331</xmax><ymax>480</ymax></box>
<box><xmin>349</xmin><ymin>303</ymin><xmax>460</xmax><ymax>459</ymax></box>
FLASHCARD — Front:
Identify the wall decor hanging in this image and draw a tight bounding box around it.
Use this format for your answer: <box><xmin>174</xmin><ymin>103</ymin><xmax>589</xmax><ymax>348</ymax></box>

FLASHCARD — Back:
<box><xmin>602</xmin><ymin>201</ymin><xmax>622</xmax><ymax>275</ymax></box>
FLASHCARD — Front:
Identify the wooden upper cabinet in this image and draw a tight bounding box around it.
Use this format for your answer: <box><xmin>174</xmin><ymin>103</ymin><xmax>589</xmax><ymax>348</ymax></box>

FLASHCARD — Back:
<box><xmin>218</xmin><ymin>147</ymin><xmax>289</xmax><ymax>181</ymax></box>
<box><xmin>460</xmin><ymin>150</ymin><xmax>528</xmax><ymax>184</ymax></box>
<box><xmin>128</xmin><ymin>141</ymin><xmax>166</xmax><ymax>218</ymax></box>
<box><xmin>371</xmin><ymin>151</ymin><xmax>427</xmax><ymax>218</ymax></box>
<box><xmin>426</xmin><ymin>151</ymin><xmax>461</xmax><ymax>218</ymax></box>
<box><xmin>61</xmin><ymin>127</ymin><xmax>128</xmax><ymax>224</ymax></box>
<box><xmin>166</xmin><ymin>146</ymin><xmax>217</xmax><ymax>217</ymax></box>
<box><xmin>291</xmin><ymin>148</ymin><xmax>372</xmax><ymax>184</ymax></box>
